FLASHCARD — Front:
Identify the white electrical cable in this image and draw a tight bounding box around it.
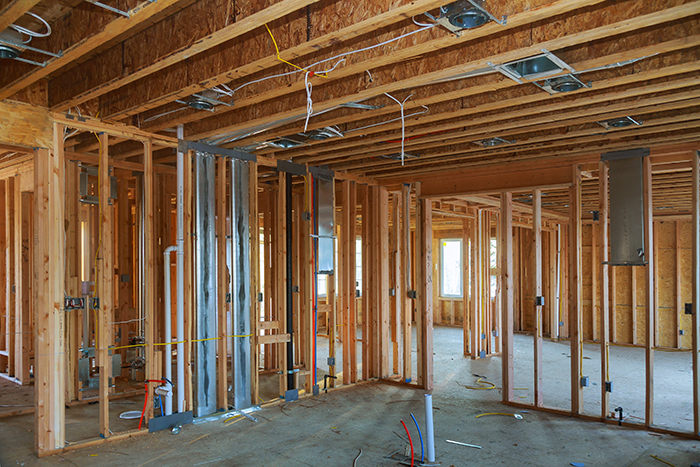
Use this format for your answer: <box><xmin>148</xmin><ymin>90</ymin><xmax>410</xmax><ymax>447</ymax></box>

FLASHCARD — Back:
<box><xmin>303</xmin><ymin>59</ymin><xmax>346</xmax><ymax>132</ymax></box>
<box><xmin>383</xmin><ymin>92</ymin><xmax>413</xmax><ymax>165</ymax></box>
<box><xmin>143</xmin><ymin>105</ymin><xmax>189</xmax><ymax>123</ymax></box>
<box><xmin>10</xmin><ymin>12</ymin><xmax>52</xmax><ymax>39</ymax></box>
<box><xmin>304</xmin><ymin>71</ymin><xmax>313</xmax><ymax>132</ymax></box>
<box><xmin>346</xmin><ymin>105</ymin><xmax>429</xmax><ymax>133</ymax></box>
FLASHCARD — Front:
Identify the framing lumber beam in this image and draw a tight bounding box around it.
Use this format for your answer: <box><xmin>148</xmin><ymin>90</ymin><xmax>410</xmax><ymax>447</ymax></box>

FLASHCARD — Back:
<box><xmin>0</xmin><ymin>0</ymin><xmax>41</xmax><ymax>35</ymax></box>
<box><xmin>415</xmin><ymin>184</ymin><xmax>433</xmax><ymax>390</ymax></box>
<box><xmin>143</xmin><ymin>141</ymin><xmax>156</xmax><ymax>423</ymax></box>
<box><xmin>643</xmin><ymin>154</ymin><xmax>655</xmax><ymax>427</ymax></box>
<box><xmin>692</xmin><ymin>149</ymin><xmax>700</xmax><ymax>436</ymax></box>
<box><xmin>187</xmin><ymin>1</ymin><xmax>698</xmax><ymax>142</ymax></box>
<box><xmin>500</xmin><ymin>193</ymin><xmax>514</xmax><ymax>402</ymax></box>
<box><xmin>420</xmin><ymin>165</ymin><xmax>573</xmax><ymax>198</ymax></box>
<box><xmin>97</xmin><ymin>132</ymin><xmax>114</xmax><ymax>438</ymax></box>
<box><xmin>401</xmin><ymin>183</ymin><xmax>411</xmax><ymax>381</ymax></box>
<box><xmin>569</xmin><ymin>165</ymin><xmax>583</xmax><ymax>414</ymax></box>
<box><xmin>47</xmin><ymin>0</ymin><xmax>323</xmax><ymax>112</ymax></box>
<box><xmin>599</xmin><ymin>160</ymin><xmax>610</xmax><ymax>419</ymax></box>
<box><xmin>34</xmin><ymin>127</ymin><xmax>65</xmax><ymax>454</ymax></box>
<box><xmin>249</xmin><ymin>161</ymin><xmax>260</xmax><ymax>405</ymax></box>
<box><xmin>0</xmin><ymin>0</ymin><xmax>195</xmax><ymax>101</ymax></box>
<box><xmin>533</xmin><ymin>189</ymin><xmax>543</xmax><ymax>407</ymax></box>
<box><xmin>378</xmin><ymin>186</ymin><xmax>390</xmax><ymax>378</ymax></box>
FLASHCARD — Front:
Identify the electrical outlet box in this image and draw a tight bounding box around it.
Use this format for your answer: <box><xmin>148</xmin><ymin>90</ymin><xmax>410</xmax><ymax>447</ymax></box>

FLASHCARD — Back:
<box><xmin>389</xmin><ymin>288</ymin><xmax>396</xmax><ymax>296</ymax></box>
<box><xmin>327</xmin><ymin>357</ymin><xmax>335</xmax><ymax>366</ymax></box>
<box><xmin>535</xmin><ymin>296</ymin><xmax>545</xmax><ymax>306</ymax></box>
<box><xmin>91</xmin><ymin>297</ymin><xmax>100</xmax><ymax>310</ymax></box>
<box><xmin>407</xmin><ymin>290</ymin><xmax>417</xmax><ymax>299</ymax></box>
<box><xmin>685</xmin><ymin>303</ymin><xmax>693</xmax><ymax>315</ymax></box>
<box><xmin>479</xmin><ymin>350</ymin><xmax>486</xmax><ymax>359</ymax></box>
<box><xmin>559</xmin><ymin>321</ymin><xmax>565</xmax><ymax>326</ymax></box>
<box><xmin>592</xmin><ymin>210</ymin><xmax>600</xmax><ymax>221</ymax></box>
<box><xmin>580</xmin><ymin>376</ymin><xmax>590</xmax><ymax>387</ymax></box>
<box><xmin>481</xmin><ymin>333</ymin><xmax>486</xmax><ymax>340</ymax></box>
<box><xmin>355</xmin><ymin>289</ymin><xmax>361</xmax><ymax>298</ymax></box>
<box><xmin>605</xmin><ymin>381</ymin><xmax>613</xmax><ymax>392</ymax></box>
<box><xmin>302</xmin><ymin>212</ymin><xmax>311</xmax><ymax>221</ymax></box>
<box><xmin>679</xmin><ymin>329</ymin><xmax>685</xmax><ymax>336</ymax></box>
<box><xmin>225</xmin><ymin>293</ymin><xmax>231</xmax><ymax>303</ymax></box>
<box><xmin>258</xmin><ymin>292</ymin><xmax>263</xmax><ymax>302</ymax></box>
<box><xmin>292</xmin><ymin>285</ymin><xmax>299</xmax><ymax>293</ymax></box>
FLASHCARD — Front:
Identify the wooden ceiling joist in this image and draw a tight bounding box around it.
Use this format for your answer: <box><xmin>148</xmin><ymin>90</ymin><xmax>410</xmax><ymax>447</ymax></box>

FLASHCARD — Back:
<box><xmin>0</xmin><ymin>0</ymin><xmax>42</xmax><ymax>34</ymax></box>
<box><xmin>181</xmin><ymin>0</ymin><xmax>700</xmax><ymax>142</ymax></box>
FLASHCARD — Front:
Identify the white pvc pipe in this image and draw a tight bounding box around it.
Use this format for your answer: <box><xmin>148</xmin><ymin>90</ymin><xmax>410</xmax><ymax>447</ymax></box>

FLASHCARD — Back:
<box><xmin>163</xmin><ymin>245</ymin><xmax>177</xmax><ymax>416</ymax></box>
<box><xmin>176</xmin><ymin>125</ymin><xmax>185</xmax><ymax>413</ymax></box>
<box><xmin>425</xmin><ymin>394</ymin><xmax>435</xmax><ymax>462</ymax></box>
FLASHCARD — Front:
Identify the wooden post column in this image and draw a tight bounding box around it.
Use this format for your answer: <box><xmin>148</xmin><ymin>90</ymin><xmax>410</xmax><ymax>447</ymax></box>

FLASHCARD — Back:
<box><xmin>570</xmin><ymin>165</ymin><xmax>583</xmax><ymax>415</ymax></box>
<box><xmin>97</xmin><ymin>132</ymin><xmax>114</xmax><ymax>438</ymax></box>
<box><xmin>378</xmin><ymin>187</ymin><xmax>390</xmax><ymax>378</ymax></box>
<box><xmin>34</xmin><ymin>128</ymin><xmax>65</xmax><ymax>454</ymax></box>
<box><xmin>401</xmin><ymin>184</ymin><xmax>411</xmax><ymax>382</ymax></box>
<box><xmin>500</xmin><ymin>192</ymin><xmax>514</xmax><ymax>403</ymax></box>
<box><xmin>692</xmin><ymin>150</ymin><xmax>700</xmax><ymax>436</ymax></box>
<box><xmin>144</xmin><ymin>141</ymin><xmax>156</xmax><ymax>423</ymax></box>
<box><xmin>416</xmin><ymin>184</ymin><xmax>433</xmax><ymax>390</ymax></box>
<box><xmin>643</xmin><ymin>155</ymin><xmax>655</xmax><ymax>427</ymax></box>
<box><xmin>599</xmin><ymin>160</ymin><xmax>611</xmax><ymax>419</ymax></box>
<box><xmin>533</xmin><ymin>189</ymin><xmax>544</xmax><ymax>407</ymax></box>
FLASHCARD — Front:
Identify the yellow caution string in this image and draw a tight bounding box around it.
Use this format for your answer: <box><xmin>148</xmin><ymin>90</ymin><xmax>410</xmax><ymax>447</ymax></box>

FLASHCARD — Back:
<box><xmin>111</xmin><ymin>334</ymin><xmax>255</xmax><ymax>351</ymax></box>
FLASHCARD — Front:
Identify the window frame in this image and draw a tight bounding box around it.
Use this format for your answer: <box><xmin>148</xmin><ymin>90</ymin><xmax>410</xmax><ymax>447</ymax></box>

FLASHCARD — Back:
<box><xmin>440</xmin><ymin>238</ymin><xmax>463</xmax><ymax>298</ymax></box>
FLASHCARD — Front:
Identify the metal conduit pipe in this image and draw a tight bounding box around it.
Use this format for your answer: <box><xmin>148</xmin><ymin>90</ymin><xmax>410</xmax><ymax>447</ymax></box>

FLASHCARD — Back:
<box><xmin>163</xmin><ymin>245</ymin><xmax>177</xmax><ymax>416</ymax></box>
<box><xmin>176</xmin><ymin>125</ymin><xmax>186</xmax><ymax>413</ymax></box>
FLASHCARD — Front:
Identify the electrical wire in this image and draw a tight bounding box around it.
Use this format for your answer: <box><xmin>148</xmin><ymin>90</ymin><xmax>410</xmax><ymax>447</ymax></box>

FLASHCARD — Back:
<box><xmin>10</xmin><ymin>12</ymin><xmax>52</xmax><ymax>41</ymax></box>
<box><xmin>410</xmin><ymin>413</ymin><xmax>424</xmax><ymax>463</ymax></box>
<box><xmin>346</xmin><ymin>106</ymin><xmax>429</xmax><ymax>134</ymax></box>
<box><xmin>353</xmin><ymin>448</ymin><xmax>362</xmax><ymax>467</ymax></box>
<box><xmin>383</xmin><ymin>93</ymin><xmax>412</xmax><ymax>165</ymax></box>
<box><xmin>400</xmin><ymin>419</ymin><xmax>414</xmax><ymax>467</ymax></box>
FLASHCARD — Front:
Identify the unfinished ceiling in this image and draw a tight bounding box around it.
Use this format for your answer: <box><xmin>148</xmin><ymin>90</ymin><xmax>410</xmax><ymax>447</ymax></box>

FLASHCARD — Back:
<box><xmin>1</xmin><ymin>0</ymin><xmax>698</xmax><ymax>192</ymax></box>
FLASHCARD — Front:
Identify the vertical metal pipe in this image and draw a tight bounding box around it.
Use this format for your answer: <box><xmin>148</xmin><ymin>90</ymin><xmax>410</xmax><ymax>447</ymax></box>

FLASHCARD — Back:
<box><xmin>163</xmin><ymin>246</ymin><xmax>177</xmax><ymax>415</ymax></box>
<box><xmin>231</xmin><ymin>159</ymin><xmax>251</xmax><ymax>409</ymax></box>
<box><xmin>194</xmin><ymin>152</ymin><xmax>217</xmax><ymax>417</ymax></box>
<box><xmin>286</xmin><ymin>172</ymin><xmax>295</xmax><ymax>390</ymax></box>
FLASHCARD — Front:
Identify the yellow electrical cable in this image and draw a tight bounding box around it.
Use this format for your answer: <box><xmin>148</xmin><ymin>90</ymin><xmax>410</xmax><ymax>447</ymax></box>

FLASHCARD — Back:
<box><xmin>93</xmin><ymin>129</ymin><xmax>103</xmax><ymax>351</ymax></box>
<box><xmin>650</xmin><ymin>455</ymin><xmax>677</xmax><ymax>467</ymax></box>
<box><xmin>265</xmin><ymin>25</ymin><xmax>328</xmax><ymax>78</ymax></box>
<box><xmin>464</xmin><ymin>378</ymin><xmax>496</xmax><ymax>390</ymax></box>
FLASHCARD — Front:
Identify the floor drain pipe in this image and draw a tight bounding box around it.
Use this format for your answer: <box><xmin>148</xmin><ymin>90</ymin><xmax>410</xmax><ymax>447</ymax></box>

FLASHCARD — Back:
<box><xmin>425</xmin><ymin>394</ymin><xmax>436</xmax><ymax>462</ymax></box>
<box><xmin>163</xmin><ymin>245</ymin><xmax>177</xmax><ymax>416</ymax></box>
<box><xmin>176</xmin><ymin>124</ymin><xmax>185</xmax><ymax>413</ymax></box>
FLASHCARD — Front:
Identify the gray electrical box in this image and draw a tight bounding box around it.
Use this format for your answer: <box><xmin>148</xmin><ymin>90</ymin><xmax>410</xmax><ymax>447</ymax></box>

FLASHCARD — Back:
<box><xmin>602</xmin><ymin>148</ymin><xmax>649</xmax><ymax>266</ymax></box>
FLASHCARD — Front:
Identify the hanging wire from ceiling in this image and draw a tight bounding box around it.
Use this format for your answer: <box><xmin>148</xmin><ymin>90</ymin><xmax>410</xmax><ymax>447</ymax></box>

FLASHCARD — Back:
<box><xmin>383</xmin><ymin>93</ymin><xmax>413</xmax><ymax>165</ymax></box>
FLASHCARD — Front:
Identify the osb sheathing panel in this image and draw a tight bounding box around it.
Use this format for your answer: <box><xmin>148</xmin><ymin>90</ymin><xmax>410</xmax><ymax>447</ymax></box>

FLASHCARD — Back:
<box><xmin>656</xmin><ymin>221</ymin><xmax>677</xmax><ymax>348</ymax></box>
<box><xmin>679</xmin><ymin>220</ymin><xmax>693</xmax><ymax>348</ymax></box>
<box><xmin>0</xmin><ymin>100</ymin><xmax>52</xmax><ymax>150</ymax></box>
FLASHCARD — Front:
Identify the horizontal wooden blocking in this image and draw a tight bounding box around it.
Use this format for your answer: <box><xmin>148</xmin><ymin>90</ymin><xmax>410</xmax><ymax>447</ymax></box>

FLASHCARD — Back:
<box><xmin>259</xmin><ymin>333</ymin><xmax>291</xmax><ymax>345</ymax></box>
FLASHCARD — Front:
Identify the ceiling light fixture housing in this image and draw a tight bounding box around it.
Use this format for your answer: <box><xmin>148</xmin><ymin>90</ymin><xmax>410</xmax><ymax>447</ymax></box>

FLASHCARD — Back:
<box><xmin>0</xmin><ymin>27</ymin><xmax>61</xmax><ymax>66</ymax></box>
<box><xmin>596</xmin><ymin>116</ymin><xmax>642</xmax><ymax>130</ymax></box>
<box><xmin>494</xmin><ymin>50</ymin><xmax>574</xmax><ymax>83</ymax></box>
<box><xmin>429</xmin><ymin>0</ymin><xmax>506</xmax><ymax>35</ymax></box>
<box><xmin>178</xmin><ymin>89</ymin><xmax>233</xmax><ymax>111</ymax></box>
<box><xmin>535</xmin><ymin>73</ymin><xmax>590</xmax><ymax>94</ymax></box>
<box><xmin>474</xmin><ymin>137</ymin><xmax>515</xmax><ymax>147</ymax></box>
<box><xmin>298</xmin><ymin>126</ymin><xmax>344</xmax><ymax>141</ymax></box>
